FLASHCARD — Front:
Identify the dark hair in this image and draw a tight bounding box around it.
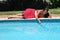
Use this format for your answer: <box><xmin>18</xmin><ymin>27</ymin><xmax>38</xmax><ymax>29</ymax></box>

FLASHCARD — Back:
<box><xmin>44</xmin><ymin>12</ymin><xmax>49</xmax><ymax>18</ymax></box>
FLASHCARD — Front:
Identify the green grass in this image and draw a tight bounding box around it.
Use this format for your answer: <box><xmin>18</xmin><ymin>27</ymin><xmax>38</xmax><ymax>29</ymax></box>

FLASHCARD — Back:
<box><xmin>0</xmin><ymin>8</ymin><xmax>60</xmax><ymax>15</ymax></box>
<box><xmin>50</xmin><ymin>8</ymin><xmax>60</xmax><ymax>14</ymax></box>
<box><xmin>0</xmin><ymin>11</ymin><xmax>23</xmax><ymax>15</ymax></box>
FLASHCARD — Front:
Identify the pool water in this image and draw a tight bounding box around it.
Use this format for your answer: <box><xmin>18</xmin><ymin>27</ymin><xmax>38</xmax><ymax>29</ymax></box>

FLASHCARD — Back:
<box><xmin>0</xmin><ymin>19</ymin><xmax>60</xmax><ymax>40</ymax></box>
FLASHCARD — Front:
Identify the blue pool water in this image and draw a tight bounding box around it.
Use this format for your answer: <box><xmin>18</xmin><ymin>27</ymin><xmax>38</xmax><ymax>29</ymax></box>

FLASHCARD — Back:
<box><xmin>0</xmin><ymin>19</ymin><xmax>60</xmax><ymax>40</ymax></box>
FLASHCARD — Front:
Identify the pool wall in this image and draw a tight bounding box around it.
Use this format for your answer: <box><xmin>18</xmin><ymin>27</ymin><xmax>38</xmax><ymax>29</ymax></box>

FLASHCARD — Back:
<box><xmin>0</xmin><ymin>18</ymin><xmax>60</xmax><ymax>23</ymax></box>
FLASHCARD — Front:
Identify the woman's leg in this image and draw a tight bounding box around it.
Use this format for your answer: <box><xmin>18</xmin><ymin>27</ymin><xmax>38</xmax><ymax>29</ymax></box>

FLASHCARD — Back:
<box><xmin>8</xmin><ymin>13</ymin><xmax>24</xmax><ymax>19</ymax></box>
<box><xmin>8</xmin><ymin>15</ymin><xmax>23</xmax><ymax>19</ymax></box>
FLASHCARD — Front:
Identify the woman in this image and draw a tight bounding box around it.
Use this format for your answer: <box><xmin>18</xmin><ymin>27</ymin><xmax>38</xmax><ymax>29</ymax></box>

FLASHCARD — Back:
<box><xmin>8</xmin><ymin>8</ymin><xmax>52</xmax><ymax>19</ymax></box>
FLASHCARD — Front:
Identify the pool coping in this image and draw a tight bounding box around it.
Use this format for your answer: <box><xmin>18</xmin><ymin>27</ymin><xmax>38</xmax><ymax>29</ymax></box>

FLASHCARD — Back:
<box><xmin>0</xmin><ymin>17</ymin><xmax>60</xmax><ymax>20</ymax></box>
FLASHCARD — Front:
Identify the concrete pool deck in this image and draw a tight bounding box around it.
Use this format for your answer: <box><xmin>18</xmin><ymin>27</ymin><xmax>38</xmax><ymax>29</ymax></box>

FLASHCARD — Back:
<box><xmin>0</xmin><ymin>14</ymin><xmax>60</xmax><ymax>20</ymax></box>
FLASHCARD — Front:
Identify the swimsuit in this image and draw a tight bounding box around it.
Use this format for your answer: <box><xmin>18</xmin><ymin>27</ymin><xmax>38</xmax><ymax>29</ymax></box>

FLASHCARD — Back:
<box><xmin>23</xmin><ymin>8</ymin><xmax>35</xmax><ymax>19</ymax></box>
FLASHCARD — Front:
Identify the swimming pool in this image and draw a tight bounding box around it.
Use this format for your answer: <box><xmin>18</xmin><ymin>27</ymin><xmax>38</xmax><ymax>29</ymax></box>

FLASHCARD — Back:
<box><xmin>0</xmin><ymin>18</ymin><xmax>60</xmax><ymax>40</ymax></box>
